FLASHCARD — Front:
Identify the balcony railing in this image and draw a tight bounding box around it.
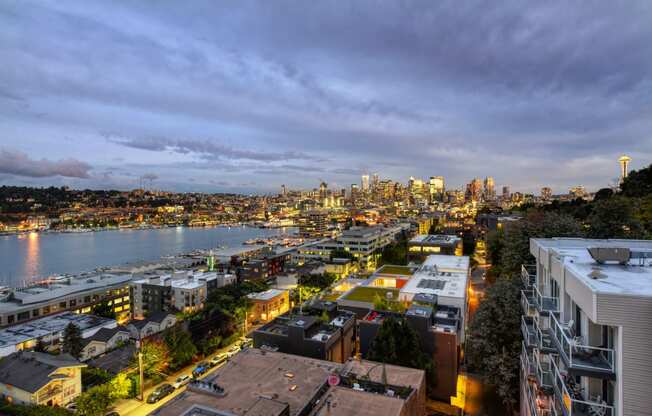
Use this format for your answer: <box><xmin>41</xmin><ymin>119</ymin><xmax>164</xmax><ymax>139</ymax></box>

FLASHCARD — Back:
<box><xmin>534</xmin><ymin>285</ymin><xmax>559</xmax><ymax>314</ymax></box>
<box><xmin>37</xmin><ymin>385</ymin><xmax>63</xmax><ymax>403</ymax></box>
<box><xmin>550</xmin><ymin>314</ymin><xmax>615</xmax><ymax>374</ymax></box>
<box><xmin>522</xmin><ymin>316</ymin><xmax>538</xmax><ymax>348</ymax></box>
<box><xmin>521</xmin><ymin>289</ymin><xmax>536</xmax><ymax>317</ymax></box>
<box><xmin>526</xmin><ymin>377</ymin><xmax>553</xmax><ymax>416</ymax></box>
<box><xmin>551</xmin><ymin>359</ymin><xmax>614</xmax><ymax>416</ymax></box>
<box><xmin>522</xmin><ymin>264</ymin><xmax>537</xmax><ymax>288</ymax></box>
<box><xmin>522</xmin><ymin>342</ymin><xmax>536</xmax><ymax>378</ymax></box>
<box><xmin>534</xmin><ymin>317</ymin><xmax>555</xmax><ymax>351</ymax></box>
<box><xmin>535</xmin><ymin>352</ymin><xmax>553</xmax><ymax>390</ymax></box>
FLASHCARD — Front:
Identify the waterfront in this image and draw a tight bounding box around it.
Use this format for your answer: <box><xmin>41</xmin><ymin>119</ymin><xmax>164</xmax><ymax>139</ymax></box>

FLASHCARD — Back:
<box><xmin>0</xmin><ymin>226</ymin><xmax>293</xmax><ymax>287</ymax></box>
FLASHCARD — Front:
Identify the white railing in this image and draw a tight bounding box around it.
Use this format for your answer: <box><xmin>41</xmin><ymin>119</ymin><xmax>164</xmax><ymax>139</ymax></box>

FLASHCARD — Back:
<box><xmin>551</xmin><ymin>359</ymin><xmax>615</xmax><ymax>416</ymax></box>
<box><xmin>535</xmin><ymin>351</ymin><xmax>553</xmax><ymax>389</ymax></box>
<box><xmin>534</xmin><ymin>285</ymin><xmax>559</xmax><ymax>313</ymax></box>
<box><xmin>550</xmin><ymin>313</ymin><xmax>615</xmax><ymax>373</ymax></box>
<box><xmin>522</xmin><ymin>264</ymin><xmax>537</xmax><ymax>287</ymax></box>
<box><xmin>526</xmin><ymin>378</ymin><xmax>553</xmax><ymax>416</ymax></box>
<box><xmin>534</xmin><ymin>317</ymin><xmax>553</xmax><ymax>351</ymax></box>
<box><xmin>521</xmin><ymin>289</ymin><xmax>536</xmax><ymax>316</ymax></box>
<box><xmin>522</xmin><ymin>342</ymin><xmax>536</xmax><ymax>377</ymax></box>
<box><xmin>522</xmin><ymin>316</ymin><xmax>537</xmax><ymax>347</ymax></box>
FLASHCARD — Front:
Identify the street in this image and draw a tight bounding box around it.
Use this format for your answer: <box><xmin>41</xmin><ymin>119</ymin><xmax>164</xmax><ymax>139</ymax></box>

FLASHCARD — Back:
<box><xmin>112</xmin><ymin>340</ymin><xmax>242</xmax><ymax>416</ymax></box>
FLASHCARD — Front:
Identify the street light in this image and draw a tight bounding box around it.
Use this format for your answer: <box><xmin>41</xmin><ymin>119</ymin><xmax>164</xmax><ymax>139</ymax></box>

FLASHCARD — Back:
<box><xmin>136</xmin><ymin>340</ymin><xmax>144</xmax><ymax>402</ymax></box>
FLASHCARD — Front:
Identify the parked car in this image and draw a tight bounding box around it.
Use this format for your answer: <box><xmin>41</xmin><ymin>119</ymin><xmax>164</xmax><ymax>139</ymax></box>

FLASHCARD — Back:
<box><xmin>192</xmin><ymin>362</ymin><xmax>210</xmax><ymax>377</ymax></box>
<box><xmin>173</xmin><ymin>374</ymin><xmax>191</xmax><ymax>389</ymax></box>
<box><xmin>65</xmin><ymin>402</ymin><xmax>78</xmax><ymax>412</ymax></box>
<box><xmin>240</xmin><ymin>338</ymin><xmax>253</xmax><ymax>349</ymax></box>
<box><xmin>226</xmin><ymin>345</ymin><xmax>240</xmax><ymax>357</ymax></box>
<box><xmin>146</xmin><ymin>383</ymin><xmax>175</xmax><ymax>404</ymax></box>
<box><xmin>105</xmin><ymin>412</ymin><xmax>120</xmax><ymax>416</ymax></box>
<box><xmin>210</xmin><ymin>353</ymin><xmax>227</xmax><ymax>367</ymax></box>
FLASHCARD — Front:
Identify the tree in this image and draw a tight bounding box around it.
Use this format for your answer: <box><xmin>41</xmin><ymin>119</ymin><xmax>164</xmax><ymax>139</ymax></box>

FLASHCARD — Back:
<box><xmin>466</xmin><ymin>278</ymin><xmax>522</xmax><ymax>412</ymax></box>
<box><xmin>165</xmin><ymin>327</ymin><xmax>197</xmax><ymax>369</ymax></box>
<box><xmin>593</xmin><ymin>187</ymin><xmax>614</xmax><ymax>201</ymax></box>
<box><xmin>109</xmin><ymin>372</ymin><xmax>132</xmax><ymax>400</ymax></box>
<box><xmin>378</xmin><ymin>241</ymin><xmax>407</xmax><ymax>266</ymax></box>
<box><xmin>367</xmin><ymin>316</ymin><xmax>436</xmax><ymax>389</ymax></box>
<box><xmin>75</xmin><ymin>384</ymin><xmax>113</xmax><ymax>416</ymax></box>
<box><xmin>138</xmin><ymin>339</ymin><xmax>169</xmax><ymax>379</ymax></box>
<box><xmin>620</xmin><ymin>163</ymin><xmax>652</xmax><ymax>197</ymax></box>
<box><xmin>372</xmin><ymin>293</ymin><xmax>406</xmax><ymax>313</ymax></box>
<box><xmin>62</xmin><ymin>323</ymin><xmax>83</xmax><ymax>359</ymax></box>
<box><xmin>586</xmin><ymin>196</ymin><xmax>645</xmax><ymax>239</ymax></box>
<box><xmin>91</xmin><ymin>301</ymin><xmax>116</xmax><ymax>319</ymax></box>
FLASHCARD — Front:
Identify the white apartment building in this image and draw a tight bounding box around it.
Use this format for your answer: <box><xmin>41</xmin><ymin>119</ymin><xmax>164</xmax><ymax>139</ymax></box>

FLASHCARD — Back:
<box><xmin>521</xmin><ymin>238</ymin><xmax>652</xmax><ymax>416</ymax></box>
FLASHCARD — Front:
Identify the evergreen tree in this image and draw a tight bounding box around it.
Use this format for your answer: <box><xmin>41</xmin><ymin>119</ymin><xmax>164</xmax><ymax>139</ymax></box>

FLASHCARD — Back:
<box><xmin>165</xmin><ymin>327</ymin><xmax>198</xmax><ymax>370</ymax></box>
<box><xmin>586</xmin><ymin>196</ymin><xmax>645</xmax><ymax>239</ymax></box>
<box><xmin>62</xmin><ymin>323</ymin><xmax>83</xmax><ymax>359</ymax></box>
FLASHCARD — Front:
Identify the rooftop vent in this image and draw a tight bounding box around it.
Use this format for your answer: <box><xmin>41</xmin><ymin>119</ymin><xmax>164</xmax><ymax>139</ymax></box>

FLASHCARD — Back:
<box><xmin>587</xmin><ymin>247</ymin><xmax>630</xmax><ymax>265</ymax></box>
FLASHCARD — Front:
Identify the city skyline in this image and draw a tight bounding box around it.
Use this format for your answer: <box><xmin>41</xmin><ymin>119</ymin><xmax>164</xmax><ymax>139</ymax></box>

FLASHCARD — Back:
<box><xmin>1</xmin><ymin>2</ymin><xmax>651</xmax><ymax>194</ymax></box>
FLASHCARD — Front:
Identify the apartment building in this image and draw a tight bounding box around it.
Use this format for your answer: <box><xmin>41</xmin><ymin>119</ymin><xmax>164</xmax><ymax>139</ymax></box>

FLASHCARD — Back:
<box><xmin>521</xmin><ymin>238</ymin><xmax>652</xmax><ymax>416</ymax></box>
<box><xmin>246</xmin><ymin>289</ymin><xmax>290</xmax><ymax>323</ymax></box>
<box><xmin>0</xmin><ymin>274</ymin><xmax>131</xmax><ymax>327</ymax></box>
<box><xmin>131</xmin><ymin>271</ymin><xmax>235</xmax><ymax>318</ymax></box>
<box><xmin>407</xmin><ymin>234</ymin><xmax>463</xmax><ymax>263</ymax></box>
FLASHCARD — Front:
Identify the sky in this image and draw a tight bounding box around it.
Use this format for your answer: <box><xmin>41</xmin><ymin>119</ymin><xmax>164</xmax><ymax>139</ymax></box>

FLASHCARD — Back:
<box><xmin>1</xmin><ymin>1</ymin><xmax>651</xmax><ymax>195</ymax></box>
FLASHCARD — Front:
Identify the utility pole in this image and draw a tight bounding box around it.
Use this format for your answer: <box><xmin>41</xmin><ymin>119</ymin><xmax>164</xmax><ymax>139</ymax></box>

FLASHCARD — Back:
<box><xmin>137</xmin><ymin>341</ymin><xmax>144</xmax><ymax>401</ymax></box>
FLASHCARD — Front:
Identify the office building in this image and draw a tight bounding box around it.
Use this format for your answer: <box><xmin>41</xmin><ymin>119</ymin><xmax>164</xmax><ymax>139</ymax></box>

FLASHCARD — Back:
<box><xmin>0</xmin><ymin>274</ymin><xmax>131</xmax><ymax>327</ymax></box>
<box><xmin>502</xmin><ymin>185</ymin><xmax>511</xmax><ymax>201</ymax></box>
<box><xmin>466</xmin><ymin>178</ymin><xmax>482</xmax><ymax>202</ymax></box>
<box><xmin>429</xmin><ymin>176</ymin><xmax>445</xmax><ymax>201</ymax></box>
<box><xmin>0</xmin><ymin>351</ymin><xmax>85</xmax><ymax>407</ymax></box>
<box><xmin>361</xmin><ymin>174</ymin><xmax>370</xmax><ymax>193</ymax></box>
<box><xmin>483</xmin><ymin>177</ymin><xmax>495</xmax><ymax>200</ymax></box>
<box><xmin>541</xmin><ymin>187</ymin><xmax>552</xmax><ymax>201</ymax></box>
<box><xmin>520</xmin><ymin>238</ymin><xmax>652</xmax><ymax>416</ymax></box>
<box><xmin>408</xmin><ymin>234</ymin><xmax>463</xmax><ymax>262</ymax></box>
<box><xmin>247</xmin><ymin>289</ymin><xmax>290</xmax><ymax>323</ymax></box>
<box><xmin>298</xmin><ymin>210</ymin><xmax>329</xmax><ymax>238</ymax></box>
<box><xmin>151</xmin><ymin>348</ymin><xmax>426</xmax><ymax>416</ymax></box>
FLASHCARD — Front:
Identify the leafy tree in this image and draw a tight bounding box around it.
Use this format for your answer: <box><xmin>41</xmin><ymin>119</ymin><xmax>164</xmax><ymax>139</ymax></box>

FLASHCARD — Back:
<box><xmin>378</xmin><ymin>241</ymin><xmax>407</xmax><ymax>266</ymax></box>
<box><xmin>620</xmin><ymin>163</ymin><xmax>652</xmax><ymax>197</ymax></box>
<box><xmin>165</xmin><ymin>327</ymin><xmax>198</xmax><ymax>369</ymax></box>
<box><xmin>298</xmin><ymin>272</ymin><xmax>337</xmax><ymax>290</ymax></box>
<box><xmin>138</xmin><ymin>339</ymin><xmax>169</xmax><ymax>379</ymax></box>
<box><xmin>81</xmin><ymin>367</ymin><xmax>112</xmax><ymax>389</ymax></box>
<box><xmin>466</xmin><ymin>278</ymin><xmax>522</xmax><ymax>412</ymax></box>
<box><xmin>75</xmin><ymin>384</ymin><xmax>113</xmax><ymax>416</ymax></box>
<box><xmin>367</xmin><ymin>316</ymin><xmax>436</xmax><ymax>389</ymax></box>
<box><xmin>109</xmin><ymin>372</ymin><xmax>132</xmax><ymax>400</ymax></box>
<box><xmin>593</xmin><ymin>187</ymin><xmax>614</xmax><ymax>201</ymax></box>
<box><xmin>0</xmin><ymin>400</ymin><xmax>71</xmax><ymax>416</ymax></box>
<box><xmin>62</xmin><ymin>323</ymin><xmax>83</xmax><ymax>359</ymax></box>
<box><xmin>91</xmin><ymin>301</ymin><xmax>116</xmax><ymax>319</ymax></box>
<box><xmin>586</xmin><ymin>196</ymin><xmax>645</xmax><ymax>239</ymax></box>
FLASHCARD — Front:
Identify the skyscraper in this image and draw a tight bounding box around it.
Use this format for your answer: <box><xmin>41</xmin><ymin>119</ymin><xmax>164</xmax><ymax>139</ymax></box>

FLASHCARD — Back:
<box><xmin>619</xmin><ymin>155</ymin><xmax>632</xmax><ymax>183</ymax></box>
<box><xmin>466</xmin><ymin>178</ymin><xmax>482</xmax><ymax>202</ymax></box>
<box><xmin>483</xmin><ymin>177</ymin><xmax>495</xmax><ymax>200</ymax></box>
<box><xmin>502</xmin><ymin>186</ymin><xmax>511</xmax><ymax>200</ymax></box>
<box><xmin>540</xmin><ymin>187</ymin><xmax>552</xmax><ymax>201</ymax></box>
<box><xmin>361</xmin><ymin>174</ymin><xmax>370</xmax><ymax>192</ymax></box>
<box><xmin>429</xmin><ymin>176</ymin><xmax>444</xmax><ymax>201</ymax></box>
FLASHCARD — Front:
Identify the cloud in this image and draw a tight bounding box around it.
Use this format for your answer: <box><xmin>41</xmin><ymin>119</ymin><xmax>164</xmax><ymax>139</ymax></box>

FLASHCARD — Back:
<box><xmin>109</xmin><ymin>137</ymin><xmax>317</xmax><ymax>162</ymax></box>
<box><xmin>0</xmin><ymin>148</ymin><xmax>92</xmax><ymax>179</ymax></box>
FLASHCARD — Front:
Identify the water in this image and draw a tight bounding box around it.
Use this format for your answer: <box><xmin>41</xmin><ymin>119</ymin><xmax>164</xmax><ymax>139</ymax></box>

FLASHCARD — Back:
<box><xmin>0</xmin><ymin>226</ymin><xmax>293</xmax><ymax>287</ymax></box>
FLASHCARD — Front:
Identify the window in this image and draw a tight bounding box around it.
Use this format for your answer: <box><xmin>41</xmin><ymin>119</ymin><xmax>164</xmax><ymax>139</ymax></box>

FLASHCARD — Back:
<box><xmin>17</xmin><ymin>311</ymin><xmax>30</xmax><ymax>321</ymax></box>
<box><xmin>32</xmin><ymin>309</ymin><xmax>40</xmax><ymax>317</ymax></box>
<box><xmin>7</xmin><ymin>315</ymin><xmax>14</xmax><ymax>324</ymax></box>
<box><xmin>60</xmin><ymin>301</ymin><xmax>67</xmax><ymax>309</ymax></box>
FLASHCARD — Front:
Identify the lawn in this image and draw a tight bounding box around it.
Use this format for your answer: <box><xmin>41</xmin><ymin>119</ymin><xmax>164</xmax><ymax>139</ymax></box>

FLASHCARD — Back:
<box><xmin>375</xmin><ymin>265</ymin><xmax>414</xmax><ymax>276</ymax></box>
<box><xmin>343</xmin><ymin>286</ymin><xmax>399</xmax><ymax>303</ymax></box>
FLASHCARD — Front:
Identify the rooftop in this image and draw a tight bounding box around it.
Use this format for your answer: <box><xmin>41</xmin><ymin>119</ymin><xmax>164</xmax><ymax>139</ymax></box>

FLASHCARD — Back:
<box><xmin>247</xmin><ymin>288</ymin><xmax>287</xmax><ymax>301</ymax></box>
<box><xmin>0</xmin><ymin>351</ymin><xmax>84</xmax><ymax>393</ymax></box>
<box><xmin>409</xmin><ymin>234</ymin><xmax>461</xmax><ymax>246</ymax></box>
<box><xmin>341</xmin><ymin>286</ymin><xmax>399</xmax><ymax>304</ymax></box>
<box><xmin>374</xmin><ymin>265</ymin><xmax>415</xmax><ymax>277</ymax></box>
<box><xmin>400</xmin><ymin>255</ymin><xmax>470</xmax><ymax>300</ymax></box>
<box><xmin>0</xmin><ymin>312</ymin><xmax>116</xmax><ymax>353</ymax></box>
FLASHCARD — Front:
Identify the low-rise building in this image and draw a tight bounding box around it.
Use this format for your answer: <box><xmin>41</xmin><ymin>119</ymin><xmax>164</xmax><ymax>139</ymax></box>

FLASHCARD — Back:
<box><xmin>0</xmin><ymin>351</ymin><xmax>85</xmax><ymax>407</ymax></box>
<box><xmin>407</xmin><ymin>234</ymin><xmax>463</xmax><ymax>262</ymax></box>
<box><xmin>79</xmin><ymin>326</ymin><xmax>131</xmax><ymax>362</ymax></box>
<box><xmin>246</xmin><ymin>289</ymin><xmax>290</xmax><ymax>323</ymax></box>
<box><xmin>126</xmin><ymin>312</ymin><xmax>176</xmax><ymax>340</ymax></box>
<box><xmin>253</xmin><ymin>307</ymin><xmax>355</xmax><ymax>363</ymax></box>
<box><xmin>150</xmin><ymin>348</ymin><xmax>426</xmax><ymax>416</ymax></box>
<box><xmin>0</xmin><ymin>273</ymin><xmax>131</xmax><ymax>327</ymax></box>
<box><xmin>0</xmin><ymin>312</ymin><xmax>117</xmax><ymax>357</ymax></box>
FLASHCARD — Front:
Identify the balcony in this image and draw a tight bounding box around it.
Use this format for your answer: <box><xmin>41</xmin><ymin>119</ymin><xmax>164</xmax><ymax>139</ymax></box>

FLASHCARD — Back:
<box><xmin>522</xmin><ymin>342</ymin><xmax>536</xmax><ymax>379</ymax></box>
<box><xmin>521</xmin><ymin>289</ymin><xmax>536</xmax><ymax>317</ymax></box>
<box><xmin>37</xmin><ymin>385</ymin><xmax>63</xmax><ymax>404</ymax></box>
<box><xmin>551</xmin><ymin>359</ymin><xmax>614</xmax><ymax>416</ymax></box>
<box><xmin>535</xmin><ymin>352</ymin><xmax>553</xmax><ymax>391</ymax></box>
<box><xmin>534</xmin><ymin>317</ymin><xmax>555</xmax><ymax>352</ymax></box>
<box><xmin>522</xmin><ymin>264</ymin><xmax>537</xmax><ymax>288</ymax></box>
<box><xmin>534</xmin><ymin>285</ymin><xmax>559</xmax><ymax>314</ymax></box>
<box><xmin>550</xmin><ymin>314</ymin><xmax>615</xmax><ymax>376</ymax></box>
<box><xmin>525</xmin><ymin>377</ymin><xmax>554</xmax><ymax>416</ymax></box>
<box><xmin>522</xmin><ymin>316</ymin><xmax>538</xmax><ymax>348</ymax></box>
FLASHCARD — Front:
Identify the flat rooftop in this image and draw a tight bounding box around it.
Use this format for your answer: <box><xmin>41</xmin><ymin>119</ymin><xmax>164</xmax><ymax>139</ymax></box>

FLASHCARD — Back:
<box><xmin>400</xmin><ymin>255</ymin><xmax>470</xmax><ymax>299</ymax></box>
<box><xmin>558</xmin><ymin>247</ymin><xmax>652</xmax><ymax>297</ymax></box>
<box><xmin>374</xmin><ymin>265</ymin><xmax>415</xmax><ymax>276</ymax></box>
<box><xmin>0</xmin><ymin>312</ymin><xmax>116</xmax><ymax>352</ymax></box>
<box><xmin>409</xmin><ymin>234</ymin><xmax>461</xmax><ymax>246</ymax></box>
<box><xmin>341</xmin><ymin>286</ymin><xmax>399</xmax><ymax>304</ymax></box>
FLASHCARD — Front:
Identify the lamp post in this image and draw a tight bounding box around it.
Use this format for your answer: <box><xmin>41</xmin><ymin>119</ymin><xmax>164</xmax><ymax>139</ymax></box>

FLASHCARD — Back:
<box><xmin>136</xmin><ymin>340</ymin><xmax>144</xmax><ymax>402</ymax></box>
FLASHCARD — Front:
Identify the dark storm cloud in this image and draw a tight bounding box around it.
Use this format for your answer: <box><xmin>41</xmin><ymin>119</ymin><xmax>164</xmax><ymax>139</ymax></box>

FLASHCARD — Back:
<box><xmin>0</xmin><ymin>149</ymin><xmax>92</xmax><ymax>179</ymax></box>
<box><xmin>0</xmin><ymin>1</ymin><xmax>651</xmax><ymax>193</ymax></box>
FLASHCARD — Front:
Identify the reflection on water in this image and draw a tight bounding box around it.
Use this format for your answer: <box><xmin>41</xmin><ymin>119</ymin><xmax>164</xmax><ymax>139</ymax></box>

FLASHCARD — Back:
<box><xmin>0</xmin><ymin>226</ymin><xmax>291</xmax><ymax>287</ymax></box>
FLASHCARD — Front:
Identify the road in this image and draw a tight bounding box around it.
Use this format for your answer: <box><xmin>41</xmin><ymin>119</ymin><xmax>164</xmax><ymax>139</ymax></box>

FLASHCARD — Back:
<box><xmin>112</xmin><ymin>341</ymin><xmax>243</xmax><ymax>416</ymax></box>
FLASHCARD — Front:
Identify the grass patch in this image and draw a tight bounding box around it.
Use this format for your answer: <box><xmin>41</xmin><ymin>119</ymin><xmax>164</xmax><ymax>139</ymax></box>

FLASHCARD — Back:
<box><xmin>375</xmin><ymin>265</ymin><xmax>414</xmax><ymax>276</ymax></box>
<box><xmin>343</xmin><ymin>287</ymin><xmax>399</xmax><ymax>303</ymax></box>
